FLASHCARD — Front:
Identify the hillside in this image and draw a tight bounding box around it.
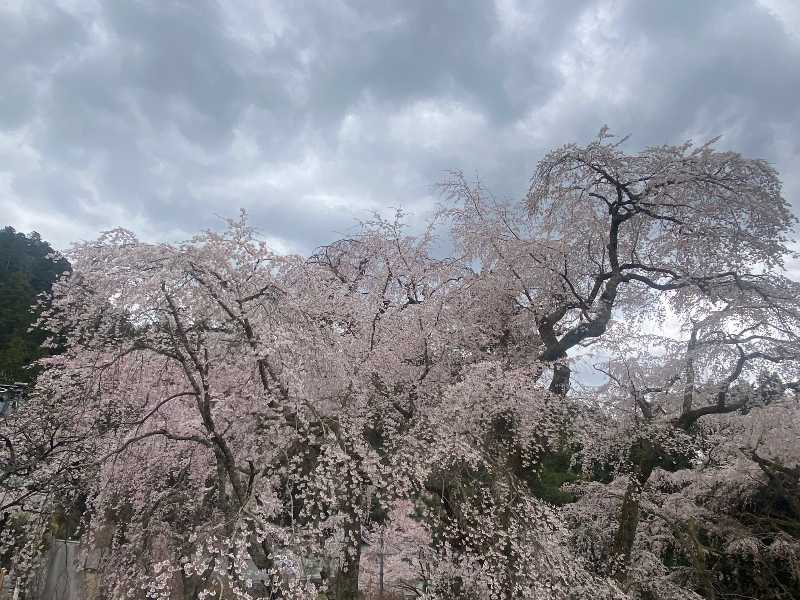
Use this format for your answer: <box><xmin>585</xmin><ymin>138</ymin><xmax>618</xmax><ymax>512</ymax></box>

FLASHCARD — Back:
<box><xmin>0</xmin><ymin>227</ymin><xmax>70</xmax><ymax>382</ymax></box>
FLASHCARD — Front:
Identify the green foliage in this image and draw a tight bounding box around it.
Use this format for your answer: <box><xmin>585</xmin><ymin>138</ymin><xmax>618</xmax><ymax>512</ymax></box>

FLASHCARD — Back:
<box><xmin>0</xmin><ymin>226</ymin><xmax>70</xmax><ymax>382</ymax></box>
<box><xmin>683</xmin><ymin>482</ymin><xmax>800</xmax><ymax>600</ymax></box>
<box><xmin>529</xmin><ymin>451</ymin><xmax>580</xmax><ymax>505</ymax></box>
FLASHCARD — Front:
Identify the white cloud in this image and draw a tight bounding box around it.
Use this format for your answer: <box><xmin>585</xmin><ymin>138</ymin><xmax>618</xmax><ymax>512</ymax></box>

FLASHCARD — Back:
<box><xmin>1</xmin><ymin>0</ymin><xmax>798</xmax><ymax>257</ymax></box>
<box><xmin>757</xmin><ymin>0</ymin><xmax>800</xmax><ymax>37</ymax></box>
<box><xmin>388</xmin><ymin>99</ymin><xmax>487</xmax><ymax>152</ymax></box>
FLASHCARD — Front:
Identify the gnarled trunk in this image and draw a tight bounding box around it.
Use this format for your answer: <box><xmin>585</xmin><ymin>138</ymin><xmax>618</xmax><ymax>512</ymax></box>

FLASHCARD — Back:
<box><xmin>549</xmin><ymin>360</ymin><xmax>571</xmax><ymax>396</ymax></box>
<box><xmin>332</xmin><ymin>531</ymin><xmax>362</xmax><ymax>600</ymax></box>
<box><xmin>610</xmin><ymin>440</ymin><xmax>656</xmax><ymax>585</ymax></box>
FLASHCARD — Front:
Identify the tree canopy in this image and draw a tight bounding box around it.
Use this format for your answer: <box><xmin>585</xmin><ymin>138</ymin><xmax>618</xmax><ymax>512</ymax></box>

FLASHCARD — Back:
<box><xmin>1</xmin><ymin>132</ymin><xmax>799</xmax><ymax>600</ymax></box>
<box><xmin>0</xmin><ymin>227</ymin><xmax>70</xmax><ymax>383</ymax></box>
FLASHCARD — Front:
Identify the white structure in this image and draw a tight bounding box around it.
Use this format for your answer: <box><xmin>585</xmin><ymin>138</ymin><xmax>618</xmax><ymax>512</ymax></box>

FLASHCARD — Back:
<box><xmin>0</xmin><ymin>383</ymin><xmax>26</xmax><ymax>416</ymax></box>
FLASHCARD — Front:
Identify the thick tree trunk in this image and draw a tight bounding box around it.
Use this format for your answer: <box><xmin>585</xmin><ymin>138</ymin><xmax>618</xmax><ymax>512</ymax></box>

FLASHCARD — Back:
<box><xmin>331</xmin><ymin>514</ymin><xmax>362</xmax><ymax>600</ymax></box>
<box><xmin>610</xmin><ymin>441</ymin><xmax>656</xmax><ymax>585</ymax></box>
<box><xmin>611</xmin><ymin>479</ymin><xmax>642</xmax><ymax>580</ymax></box>
<box><xmin>246</xmin><ymin>536</ymin><xmax>283</xmax><ymax>598</ymax></box>
<box><xmin>686</xmin><ymin>519</ymin><xmax>716</xmax><ymax>599</ymax></box>
<box><xmin>332</xmin><ymin>541</ymin><xmax>361</xmax><ymax>600</ymax></box>
<box><xmin>681</xmin><ymin>325</ymin><xmax>698</xmax><ymax>416</ymax></box>
<box><xmin>549</xmin><ymin>360</ymin><xmax>571</xmax><ymax>396</ymax></box>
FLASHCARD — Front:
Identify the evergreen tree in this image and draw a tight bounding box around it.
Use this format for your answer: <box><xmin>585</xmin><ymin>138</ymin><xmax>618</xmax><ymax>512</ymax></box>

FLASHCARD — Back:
<box><xmin>0</xmin><ymin>227</ymin><xmax>70</xmax><ymax>382</ymax></box>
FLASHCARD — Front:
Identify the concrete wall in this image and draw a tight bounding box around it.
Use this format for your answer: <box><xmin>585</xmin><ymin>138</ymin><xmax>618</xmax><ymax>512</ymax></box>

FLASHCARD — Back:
<box><xmin>30</xmin><ymin>539</ymin><xmax>83</xmax><ymax>600</ymax></box>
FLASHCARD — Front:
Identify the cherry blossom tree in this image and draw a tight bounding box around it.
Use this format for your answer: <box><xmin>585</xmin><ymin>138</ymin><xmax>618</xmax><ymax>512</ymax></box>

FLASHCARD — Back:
<box><xmin>1</xmin><ymin>211</ymin><xmax>473</xmax><ymax>599</ymax></box>
<box><xmin>2</xmin><ymin>130</ymin><xmax>798</xmax><ymax>600</ymax></box>
<box><xmin>359</xmin><ymin>500</ymin><xmax>430</xmax><ymax>598</ymax></box>
<box><xmin>567</xmin><ymin>274</ymin><xmax>800</xmax><ymax>594</ymax></box>
<box><xmin>3</xmin><ymin>216</ymin><xmax>343</xmax><ymax>598</ymax></box>
<box><xmin>441</xmin><ymin>128</ymin><xmax>794</xmax><ymax>396</ymax></box>
<box><xmin>438</xmin><ymin>128</ymin><xmax>799</xmax><ymax>598</ymax></box>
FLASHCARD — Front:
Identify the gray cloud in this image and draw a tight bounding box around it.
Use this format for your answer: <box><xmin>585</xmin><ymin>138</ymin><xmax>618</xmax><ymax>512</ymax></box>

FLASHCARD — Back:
<box><xmin>1</xmin><ymin>0</ymin><xmax>799</xmax><ymax>255</ymax></box>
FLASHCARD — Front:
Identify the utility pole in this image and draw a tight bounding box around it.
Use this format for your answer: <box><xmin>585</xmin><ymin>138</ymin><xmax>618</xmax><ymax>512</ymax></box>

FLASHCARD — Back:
<box><xmin>378</xmin><ymin>527</ymin><xmax>385</xmax><ymax>599</ymax></box>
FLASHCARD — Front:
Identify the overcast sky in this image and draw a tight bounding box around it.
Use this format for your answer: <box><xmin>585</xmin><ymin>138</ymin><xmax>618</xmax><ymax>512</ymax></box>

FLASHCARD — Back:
<box><xmin>2</xmin><ymin>0</ymin><xmax>799</xmax><ymax>255</ymax></box>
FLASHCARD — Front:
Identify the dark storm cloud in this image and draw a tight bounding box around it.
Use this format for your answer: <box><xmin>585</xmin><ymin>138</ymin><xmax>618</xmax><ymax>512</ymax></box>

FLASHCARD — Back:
<box><xmin>1</xmin><ymin>0</ymin><xmax>799</xmax><ymax>254</ymax></box>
